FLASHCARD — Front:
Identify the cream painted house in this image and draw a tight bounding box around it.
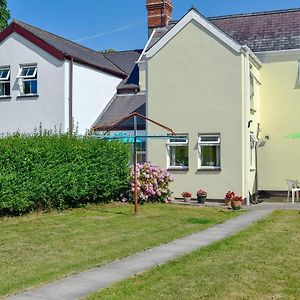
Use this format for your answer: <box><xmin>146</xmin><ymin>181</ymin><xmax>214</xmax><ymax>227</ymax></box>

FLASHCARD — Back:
<box><xmin>96</xmin><ymin>1</ymin><xmax>300</xmax><ymax>204</ymax></box>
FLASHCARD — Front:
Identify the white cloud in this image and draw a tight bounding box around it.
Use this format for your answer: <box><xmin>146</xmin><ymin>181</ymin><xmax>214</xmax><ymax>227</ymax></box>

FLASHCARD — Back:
<box><xmin>75</xmin><ymin>20</ymin><xmax>145</xmax><ymax>42</ymax></box>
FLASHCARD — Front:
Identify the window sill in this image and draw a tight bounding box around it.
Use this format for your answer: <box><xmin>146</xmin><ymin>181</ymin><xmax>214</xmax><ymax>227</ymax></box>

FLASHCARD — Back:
<box><xmin>17</xmin><ymin>94</ymin><xmax>39</xmax><ymax>100</ymax></box>
<box><xmin>197</xmin><ymin>167</ymin><xmax>221</xmax><ymax>172</ymax></box>
<box><xmin>0</xmin><ymin>96</ymin><xmax>12</xmax><ymax>101</ymax></box>
<box><xmin>168</xmin><ymin>167</ymin><xmax>189</xmax><ymax>171</ymax></box>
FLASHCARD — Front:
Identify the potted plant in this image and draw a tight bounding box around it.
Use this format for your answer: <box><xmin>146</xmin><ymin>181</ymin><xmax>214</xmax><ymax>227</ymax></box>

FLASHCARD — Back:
<box><xmin>197</xmin><ymin>189</ymin><xmax>207</xmax><ymax>204</ymax></box>
<box><xmin>231</xmin><ymin>196</ymin><xmax>243</xmax><ymax>210</ymax></box>
<box><xmin>225</xmin><ymin>191</ymin><xmax>235</xmax><ymax>207</ymax></box>
<box><xmin>181</xmin><ymin>192</ymin><xmax>192</xmax><ymax>203</ymax></box>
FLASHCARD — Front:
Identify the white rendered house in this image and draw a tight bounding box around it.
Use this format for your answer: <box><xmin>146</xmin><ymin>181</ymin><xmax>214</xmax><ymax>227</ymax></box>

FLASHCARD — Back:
<box><xmin>0</xmin><ymin>20</ymin><xmax>126</xmax><ymax>135</ymax></box>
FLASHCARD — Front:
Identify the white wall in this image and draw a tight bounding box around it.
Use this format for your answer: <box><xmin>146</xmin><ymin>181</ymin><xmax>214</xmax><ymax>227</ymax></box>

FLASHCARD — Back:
<box><xmin>0</xmin><ymin>32</ymin><xmax>66</xmax><ymax>134</ymax></box>
<box><xmin>71</xmin><ymin>62</ymin><xmax>122</xmax><ymax>135</ymax></box>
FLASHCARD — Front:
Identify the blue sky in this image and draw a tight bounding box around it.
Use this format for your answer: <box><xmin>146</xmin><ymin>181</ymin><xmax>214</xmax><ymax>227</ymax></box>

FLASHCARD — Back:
<box><xmin>7</xmin><ymin>0</ymin><xmax>300</xmax><ymax>51</ymax></box>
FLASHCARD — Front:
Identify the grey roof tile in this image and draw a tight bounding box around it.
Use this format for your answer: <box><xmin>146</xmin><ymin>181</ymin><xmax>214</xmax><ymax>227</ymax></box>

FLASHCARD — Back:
<box><xmin>147</xmin><ymin>8</ymin><xmax>300</xmax><ymax>53</ymax></box>
<box><xmin>94</xmin><ymin>93</ymin><xmax>146</xmax><ymax>130</ymax></box>
<box><xmin>104</xmin><ymin>50</ymin><xmax>143</xmax><ymax>93</ymax></box>
<box><xmin>210</xmin><ymin>8</ymin><xmax>300</xmax><ymax>52</ymax></box>
<box><xmin>13</xmin><ymin>20</ymin><xmax>126</xmax><ymax>77</ymax></box>
<box><xmin>104</xmin><ymin>50</ymin><xmax>142</xmax><ymax>75</ymax></box>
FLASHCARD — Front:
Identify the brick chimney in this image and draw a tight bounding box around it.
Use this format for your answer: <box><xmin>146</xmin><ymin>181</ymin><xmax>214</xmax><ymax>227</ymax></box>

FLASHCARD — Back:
<box><xmin>146</xmin><ymin>0</ymin><xmax>173</xmax><ymax>34</ymax></box>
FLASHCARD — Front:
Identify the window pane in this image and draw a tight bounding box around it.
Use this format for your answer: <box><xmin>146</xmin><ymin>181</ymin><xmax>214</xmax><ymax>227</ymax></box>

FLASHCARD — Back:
<box><xmin>31</xmin><ymin>80</ymin><xmax>37</xmax><ymax>94</ymax></box>
<box><xmin>21</xmin><ymin>67</ymin><xmax>29</xmax><ymax>76</ymax></box>
<box><xmin>170</xmin><ymin>146</ymin><xmax>188</xmax><ymax>167</ymax></box>
<box><xmin>250</xmin><ymin>76</ymin><xmax>254</xmax><ymax>98</ymax></box>
<box><xmin>24</xmin><ymin>81</ymin><xmax>31</xmax><ymax>94</ymax></box>
<box><xmin>21</xmin><ymin>66</ymin><xmax>36</xmax><ymax>77</ymax></box>
<box><xmin>24</xmin><ymin>80</ymin><xmax>37</xmax><ymax>94</ymax></box>
<box><xmin>0</xmin><ymin>82</ymin><xmax>10</xmax><ymax>96</ymax></box>
<box><xmin>27</xmin><ymin>67</ymin><xmax>35</xmax><ymax>76</ymax></box>
<box><xmin>0</xmin><ymin>83</ymin><xmax>4</xmax><ymax>96</ymax></box>
<box><xmin>200</xmin><ymin>136</ymin><xmax>219</xmax><ymax>142</ymax></box>
<box><xmin>136</xmin><ymin>141</ymin><xmax>146</xmax><ymax>152</ymax></box>
<box><xmin>137</xmin><ymin>153</ymin><xmax>146</xmax><ymax>164</ymax></box>
<box><xmin>201</xmin><ymin>146</ymin><xmax>220</xmax><ymax>167</ymax></box>
<box><xmin>0</xmin><ymin>69</ymin><xmax>9</xmax><ymax>79</ymax></box>
<box><xmin>169</xmin><ymin>137</ymin><xmax>188</xmax><ymax>143</ymax></box>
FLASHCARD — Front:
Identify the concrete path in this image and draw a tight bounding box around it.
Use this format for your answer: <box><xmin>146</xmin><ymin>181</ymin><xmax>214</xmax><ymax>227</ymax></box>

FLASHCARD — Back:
<box><xmin>7</xmin><ymin>203</ymin><xmax>299</xmax><ymax>300</ymax></box>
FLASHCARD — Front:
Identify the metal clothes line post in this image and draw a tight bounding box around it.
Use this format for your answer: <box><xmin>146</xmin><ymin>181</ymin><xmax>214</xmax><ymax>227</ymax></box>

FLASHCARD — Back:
<box><xmin>133</xmin><ymin>115</ymin><xmax>138</xmax><ymax>214</ymax></box>
<box><xmin>92</xmin><ymin>112</ymin><xmax>176</xmax><ymax>215</ymax></box>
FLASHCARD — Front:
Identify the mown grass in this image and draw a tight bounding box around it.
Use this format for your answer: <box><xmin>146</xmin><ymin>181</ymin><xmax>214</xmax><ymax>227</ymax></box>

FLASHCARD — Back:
<box><xmin>0</xmin><ymin>203</ymin><xmax>238</xmax><ymax>297</ymax></box>
<box><xmin>86</xmin><ymin>210</ymin><xmax>300</xmax><ymax>300</ymax></box>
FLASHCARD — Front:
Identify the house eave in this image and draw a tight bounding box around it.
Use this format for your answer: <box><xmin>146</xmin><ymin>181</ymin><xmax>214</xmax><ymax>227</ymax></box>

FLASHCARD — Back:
<box><xmin>145</xmin><ymin>9</ymin><xmax>242</xmax><ymax>59</ymax></box>
<box><xmin>0</xmin><ymin>22</ymin><xmax>65</xmax><ymax>60</ymax></box>
<box><xmin>0</xmin><ymin>22</ymin><xmax>127</xmax><ymax>79</ymax></box>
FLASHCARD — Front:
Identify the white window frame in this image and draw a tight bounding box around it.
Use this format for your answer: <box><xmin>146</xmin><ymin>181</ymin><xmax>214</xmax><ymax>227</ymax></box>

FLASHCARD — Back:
<box><xmin>198</xmin><ymin>134</ymin><xmax>221</xmax><ymax>170</ymax></box>
<box><xmin>0</xmin><ymin>68</ymin><xmax>10</xmax><ymax>80</ymax></box>
<box><xmin>18</xmin><ymin>65</ymin><xmax>37</xmax><ymax>79</ymax></box>
<box><xmin>0</xmin><ymin>67</ymin><xmax>11</xmax><ymax>97</ymax></box>
<box><xmin>167</xmin><ymin>135</ymin><xmax>189</xmax><ymax>170</ymax></box>
<box><xmin>18</xmin><ymin>65</ymin><xmax>38</xmax><ymax>95</ymax></box>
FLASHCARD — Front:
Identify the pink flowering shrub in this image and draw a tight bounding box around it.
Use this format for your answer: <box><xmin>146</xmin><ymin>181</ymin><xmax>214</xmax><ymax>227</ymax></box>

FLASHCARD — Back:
<box><xmin>129</xmin><ymin>163</ymin><xmax>174</xmax><ymax>203</ymax></box>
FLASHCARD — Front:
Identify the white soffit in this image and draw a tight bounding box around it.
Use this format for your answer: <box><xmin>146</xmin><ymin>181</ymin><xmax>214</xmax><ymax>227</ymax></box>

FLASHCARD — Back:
<box><xmin>145</xmin><ymin>9</ymin><xmax>242</xmax><ymax>58</ymax></box>
<box><xmin>255</xmin><ymin>49</ymin><xmax>300</xmax><ymax>63</ymax></box>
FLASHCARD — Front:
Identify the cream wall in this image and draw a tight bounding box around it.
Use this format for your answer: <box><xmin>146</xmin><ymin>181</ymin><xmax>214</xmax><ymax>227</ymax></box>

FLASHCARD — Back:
<box><xmin>257</xmin><ymin>57</ymin><xmax>300</xmax><ymax>191</ymax></box>
<box><xmin>146</xmin><ymin>20</ymin><xmax>245</xmax><ymax>199</ymax></box>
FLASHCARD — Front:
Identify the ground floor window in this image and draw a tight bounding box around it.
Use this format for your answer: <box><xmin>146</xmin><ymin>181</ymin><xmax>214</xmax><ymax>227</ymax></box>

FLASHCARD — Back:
<box><xmin>136</xmin><ymin>141</ymin><xmax>147</xmax><ymax>163</ymax></box>
<box><xmin>198</xmin><ymin>134</ymin><xmax>221</xmax><ymax>169</ymax></box>
<box><xmin>167</xmin><ymin>136</ymin><xmax>189</xmax><ymax>169</ymax></box>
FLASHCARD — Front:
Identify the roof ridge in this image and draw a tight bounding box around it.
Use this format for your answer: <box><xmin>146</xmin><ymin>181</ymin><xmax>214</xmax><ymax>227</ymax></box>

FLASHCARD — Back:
<box><xmin>208</xmin><ymin>7</ymin><xmax>300</xmax><ymax>20</ymax></box>
<box><xmin>12</xmin><ymin>19</ymin><xmax>126</xmax><ymax>76</ymax></box>
<box><xmin>103</xmin><ymin>49</ymin><xmax>143</xmax><ymax>54</ymax></box>
<box><xmin>13</xmin><ymin>19</ymin><xmax>108</xmax><ymax>57</ymax></box>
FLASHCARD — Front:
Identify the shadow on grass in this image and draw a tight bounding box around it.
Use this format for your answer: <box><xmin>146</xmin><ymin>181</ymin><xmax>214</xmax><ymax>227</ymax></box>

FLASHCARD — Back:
<box><xmin>186</xmin><ymin>218</ymin><xmax>212</xmax><ymax>224</ymax></box>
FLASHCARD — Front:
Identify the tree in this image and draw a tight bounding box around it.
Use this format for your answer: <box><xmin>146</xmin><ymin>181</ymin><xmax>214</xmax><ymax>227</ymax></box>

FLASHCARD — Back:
<box><xmin>0</xmin><ymin>0</ymin><xmax>10</xmax><ymax>31</ymax></box>
<box><xmin>99</xmin><ymin>48</ymin><xmax>116</xmax><ymax>54</ymax></box>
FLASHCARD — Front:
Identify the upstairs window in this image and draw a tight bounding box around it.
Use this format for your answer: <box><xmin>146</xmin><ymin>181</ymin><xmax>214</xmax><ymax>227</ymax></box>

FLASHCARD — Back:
<box><xmin>198</xmin><ymin>134</ymin><xmax>221</xmax><ymax>169</ymax></box>
<box><xmin>167</xmin><ymin>136</ymin><xmax>189</xmax><ymax>169</ymax></box>
<box><xmin>18</xmin><ymin>65</ymin><xmax>37</xmax><ymax>95</ymax></box>
<box><xmin>0</xmin><ymin>67</ymin><xmax>10</xmax><ymax>97</ymax></box>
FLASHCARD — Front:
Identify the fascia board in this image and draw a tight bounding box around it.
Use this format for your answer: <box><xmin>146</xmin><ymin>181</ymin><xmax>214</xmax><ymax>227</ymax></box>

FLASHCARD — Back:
<box><xmin>145</xmin><ymin>10</ymin><xmax>242</xmax><ymax>59</ymax></box>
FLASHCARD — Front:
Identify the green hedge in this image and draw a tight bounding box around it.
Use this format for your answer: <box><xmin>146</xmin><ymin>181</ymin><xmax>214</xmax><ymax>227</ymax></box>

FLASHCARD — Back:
<box><xmin>0</xmin><ymin>135</ymin><xmax>131</xmax><ymax>215</ymax></box>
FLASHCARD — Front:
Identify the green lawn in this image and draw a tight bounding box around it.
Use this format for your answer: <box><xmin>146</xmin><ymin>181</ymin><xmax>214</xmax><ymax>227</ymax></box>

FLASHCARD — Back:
<box><xmin>86</xmin><ymin>210</ymin><xmax>300</xmax><ymax>300</ymax></box>
<box><xmin>0</xmin><ymin>203</ymin><xmax>238</xmax><ymax>297</ymax></box>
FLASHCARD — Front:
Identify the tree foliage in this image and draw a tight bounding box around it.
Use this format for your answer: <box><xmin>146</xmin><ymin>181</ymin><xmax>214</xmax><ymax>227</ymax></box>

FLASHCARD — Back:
<box><xmin>99</xmin><ymin>48</ymin><xmax>116</xmax><ymax>54</ymax></box>
<box><xmin>0</xmin><ymin>0</ymin><xmax>10</xmax><ymax>31</ymax></box>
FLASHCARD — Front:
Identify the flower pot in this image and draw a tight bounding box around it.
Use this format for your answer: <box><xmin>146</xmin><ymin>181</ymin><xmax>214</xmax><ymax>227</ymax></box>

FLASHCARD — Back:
<box><xmin>225</xmin><ymin>198</ymin><xmax>232</xmax><ymax>207</ymax></box>
<box><xmin>231</xmin><ymin>200</ymin><xmax>242</xmax><ymax>210</ymax></box>
<box><xmin>197</xmin><ymin>195</ymin><xmax>207</xmax><ymax>204</ymax></box>
<box><xmin>184</xmin><ymin>197</ymin><xmax>191</xmax><ymax>203</ymax></box>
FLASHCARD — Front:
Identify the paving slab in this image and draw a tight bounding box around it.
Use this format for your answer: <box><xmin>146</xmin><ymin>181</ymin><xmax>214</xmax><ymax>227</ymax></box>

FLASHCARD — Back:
<box><xmin>6</xmin><ymin>203</ymin><xmax>300</xmax><ymax>300</ymax></box>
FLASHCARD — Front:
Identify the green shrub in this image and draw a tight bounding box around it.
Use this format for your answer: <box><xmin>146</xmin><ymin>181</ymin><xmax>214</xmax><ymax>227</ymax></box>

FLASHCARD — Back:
<box><xmin>0</xmin><ymin>134</ymin><xmax>131</xmax><ymax>215</ymax></box>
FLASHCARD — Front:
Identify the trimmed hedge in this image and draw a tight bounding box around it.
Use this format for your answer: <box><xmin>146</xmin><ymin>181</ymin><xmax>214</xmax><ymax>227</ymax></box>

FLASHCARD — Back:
<box><xmin>0</xmin><ymin>134</ymin><xmax>131</xmax><ymax>215</ymax></box>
